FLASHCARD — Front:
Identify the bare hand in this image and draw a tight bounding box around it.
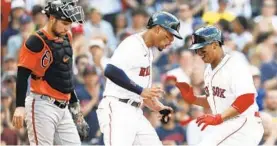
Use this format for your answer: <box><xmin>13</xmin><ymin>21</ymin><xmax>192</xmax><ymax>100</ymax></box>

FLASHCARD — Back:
<box><xmin>12</xmin><ymin>107</ymin><xmax>25</xmax><ymax>129</ymax></box>
<box><xmin>140</xmin><ymin>87</ymin><xmax>165</xmax><ymax>99</ymax></box>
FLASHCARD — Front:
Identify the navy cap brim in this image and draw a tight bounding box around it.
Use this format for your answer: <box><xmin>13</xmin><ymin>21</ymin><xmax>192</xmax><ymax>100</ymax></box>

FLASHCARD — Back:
<box><xmin>167</xmin><ymin>29</ymin><xmax>183</xmax><ymax>40</ymax></box>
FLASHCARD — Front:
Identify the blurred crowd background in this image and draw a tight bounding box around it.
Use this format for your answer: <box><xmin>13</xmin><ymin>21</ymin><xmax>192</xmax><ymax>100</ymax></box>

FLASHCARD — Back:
<box><xmin>1</xmin><ymin>0</ymin><xmax>277</xmax><ymax>145</ymax></box>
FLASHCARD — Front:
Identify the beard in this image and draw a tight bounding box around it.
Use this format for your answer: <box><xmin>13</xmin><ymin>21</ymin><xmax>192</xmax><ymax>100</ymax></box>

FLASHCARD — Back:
<box><xmin>51</xmin><ymin>20</ymin><xmax>66</xmax><ymax>37</ymax></box>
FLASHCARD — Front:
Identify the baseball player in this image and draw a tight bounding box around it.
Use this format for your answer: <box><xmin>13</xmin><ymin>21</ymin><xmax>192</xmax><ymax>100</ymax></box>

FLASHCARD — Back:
<box><xmin>12</xmin><ymin>0</ymin><xmax>89</xmax><ymax>145</ymax></box>
<box><xmin>176</xmin><ymin>26</ymin><xmax>264</xmax><ymax>146</ymax></box>
<box><xmin>96</xmin><ymin>11</ymin><xmax>182</xmax><ymax>146</ymax></box>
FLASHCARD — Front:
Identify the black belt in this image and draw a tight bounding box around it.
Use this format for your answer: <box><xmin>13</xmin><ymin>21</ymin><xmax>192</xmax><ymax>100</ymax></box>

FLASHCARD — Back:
<box><xmin>40</xmin><ymin>95</ymin><xmax>68</xmax><ymax>109</ymax></box>
<box><xmin>118</xmin><ymin>98</ymin><xmax>141</xmax><ymax>108</ymax></box>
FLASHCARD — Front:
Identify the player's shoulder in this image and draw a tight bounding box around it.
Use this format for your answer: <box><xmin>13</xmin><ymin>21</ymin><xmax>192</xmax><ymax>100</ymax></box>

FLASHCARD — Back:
<box><xmin>116</xmin><ymin>33</ymin><xmax>143</xmax><ymax>52</ymax></box>
<box><xmin>226</xmin><ymin>53</ymin><xmax>251</xmax><ymax>75</ymax></box>
<box><xmin>25</xmin><ymin>33</ymin><xmax>44</xmax><ymax>53</ymax></box>
<box><xmin>121</xmin><ymin>33</ymin><xmax>141</xmax><ymax>44</ymax></box>
<box><xmin>227</xmin><ymin>53</ymin><xmax>248</xmax><ymax>67</ymax></box>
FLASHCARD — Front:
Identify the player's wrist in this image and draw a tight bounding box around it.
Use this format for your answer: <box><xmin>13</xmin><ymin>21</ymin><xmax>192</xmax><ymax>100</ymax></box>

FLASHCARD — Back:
<box><xmin>215</xmin><ymin>114</ymin><xmax>224</xmax><ymax>123</ymax></box>
<box><xmin>189</xmin><ymin>95</ymin><xmax>197</xmax><ymax>103</ymax></box>
<box><xmin>136</xmin><ymin>85</ymin><xmax>143</xmax><ymax>95</ymax></box>
<box><xmin>157</xmin><ymin>105</ymin><xmax>166</xmax><ymax>111</ymax></box>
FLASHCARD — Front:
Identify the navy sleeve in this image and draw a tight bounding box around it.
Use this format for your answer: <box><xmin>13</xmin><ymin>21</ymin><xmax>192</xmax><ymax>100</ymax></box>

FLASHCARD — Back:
<box><xmin>104</xmin><ymin>64</ymin><xmax>143</xmax><ymax>95</ymax></box>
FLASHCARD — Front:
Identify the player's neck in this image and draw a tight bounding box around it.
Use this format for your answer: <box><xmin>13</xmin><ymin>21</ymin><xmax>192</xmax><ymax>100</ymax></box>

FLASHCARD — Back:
<box><xmin>43</xmin><ymin>24</ymin><xmax>58</xmax><ymax>39</ymax></box>
<box><xmin>142</xmin><ymin>31</ymin><xmax>154</xmax><ymax>48</ymax></box>
<box><xmin>211</xmin><ymin>50</ymin><xmax>225</xmax><ymax>69</ymax></box>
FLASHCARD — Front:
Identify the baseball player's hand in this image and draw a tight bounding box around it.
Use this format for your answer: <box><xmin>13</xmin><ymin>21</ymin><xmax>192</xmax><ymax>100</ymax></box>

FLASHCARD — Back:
<box><xmin>159</xmin><ymin>106</ymin><xmax>173</xmax><ymax>124</ymax></box>
<box><xmin>12</xmin><ymin>107</ymin><xmax>25</xmax><ymax>129</ymax></box>
<box><xmin>141</xmin><ymin>87</ymin><xmax>165</xmax><ymax>99</ymax></box>
<box><xmin>196</xmin><ymin>114</ymin><xmax>223</xmax><ymax>131</ymax></box>
<box><xmin>69</xmin><ymin>102</ymin><xmax>90</xmax><ymax>140</ymax></box>
<box><xmin>175</xmin><ymin>82</ymin><xmax>196</xmax><ymax>104</ymax></box>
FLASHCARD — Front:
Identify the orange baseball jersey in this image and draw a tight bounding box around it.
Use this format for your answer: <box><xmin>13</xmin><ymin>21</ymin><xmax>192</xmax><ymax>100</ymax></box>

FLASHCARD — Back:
<box><xmin>18</xmin><ymin>29</ymin><xmax>73</xmax><ymax>101</ymax></box>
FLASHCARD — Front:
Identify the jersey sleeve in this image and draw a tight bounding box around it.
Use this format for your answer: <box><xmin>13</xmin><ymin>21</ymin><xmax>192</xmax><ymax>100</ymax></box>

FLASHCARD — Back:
<box><xmin>231</xmin><ymin>59</ymin><xmax>257</xmax><ymax>97</ymax></box>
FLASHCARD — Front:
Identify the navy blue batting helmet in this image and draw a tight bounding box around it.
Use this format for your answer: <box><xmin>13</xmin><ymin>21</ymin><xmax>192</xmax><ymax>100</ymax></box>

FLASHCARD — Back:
<box><xmin>189</xmin><ymin>26</ymin><xmax>224</xmax><ymax>50</ymax></box>
<box><xmin>147</xmin><ymin>11</ymin><xmax>182</xmax><ymax>39</ymax></box>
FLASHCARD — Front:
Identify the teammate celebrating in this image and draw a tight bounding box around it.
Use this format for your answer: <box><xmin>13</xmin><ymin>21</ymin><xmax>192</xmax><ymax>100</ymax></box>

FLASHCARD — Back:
<box><xmin>12</xmin><ymin>0</ymin><xmax>89</xmax><ymax>145</ymax></box>
<box><xmin>96</xmin><ymin>11</ymin><xmax>182</xmax><ymax>146</ymax></box>
<box><xmin>176</xmin><ymin>26</ymin><xmax>264</xmax><ymax>146</ymax></box>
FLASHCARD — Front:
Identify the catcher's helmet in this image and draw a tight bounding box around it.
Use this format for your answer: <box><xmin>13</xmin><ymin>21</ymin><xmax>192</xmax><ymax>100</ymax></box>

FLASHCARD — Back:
<box><xmin>43</xmin><ymin>0</ymin><xmax>85</xmax><ymax>23</ymax></box>
<box><xmin>189</xmin><ymin>26</ymin><xmax>223</xmax><ymax>50</ymax></box>
<box><xmin>147</xmin><ymin>11</ymin><xmax>182</xmax><ymax>39</ymax></box>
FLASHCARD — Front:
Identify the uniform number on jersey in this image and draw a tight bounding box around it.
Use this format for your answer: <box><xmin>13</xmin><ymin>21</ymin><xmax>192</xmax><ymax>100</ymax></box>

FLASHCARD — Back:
<box><xmin>139</xmin><ymin>66</ymin><xmax>150</xmax><ymax>77</ymax></box>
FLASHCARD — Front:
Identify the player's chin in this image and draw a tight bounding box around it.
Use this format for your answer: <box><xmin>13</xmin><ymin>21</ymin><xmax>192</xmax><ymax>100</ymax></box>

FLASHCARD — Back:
<box><xmin>159</xmin><ymin>45</ymin><xmax>170</xmax><ymax>51</ymax></box>
<box><xmin>157</xmin><ymin>46</ymin><xmax>165</xmax><ymax>51</ymax></box>
<box><xmin>201</xmin><ymin>56</ymin><xmax>209</xmax><ymax>63</ymax></box>
<box><xmin>56</xmin><ymin>31</ymin><xmax>67</xmax><ymax>37</ymax></box>
<box><xmin>60</xmin><ymin>32</ymin><xmax>67</xmax><ymax>36</ymax></box>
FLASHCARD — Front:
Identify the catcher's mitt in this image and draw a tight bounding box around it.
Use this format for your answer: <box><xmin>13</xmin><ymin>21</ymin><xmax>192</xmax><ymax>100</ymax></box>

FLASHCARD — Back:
<box><xmin>69</xmin><ymin>102</ymin><xmax>90</xmax><ymax>140</ymax></box>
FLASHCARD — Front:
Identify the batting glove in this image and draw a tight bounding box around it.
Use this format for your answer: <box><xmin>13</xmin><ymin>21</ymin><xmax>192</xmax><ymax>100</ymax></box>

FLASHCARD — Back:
<box><xmin>159</xmin><ymin>108</ymin><xmax>173</xmax><ymax>124</ymax></box>
<box><xmin>196</xmin><ymin>114</ymin><xmax>223</xmax><ymax>131</ymax></box>
<box><xmin>175</xmin><ymin>82</ymin><xmax>196</xmax><ymax>104</ymax></box>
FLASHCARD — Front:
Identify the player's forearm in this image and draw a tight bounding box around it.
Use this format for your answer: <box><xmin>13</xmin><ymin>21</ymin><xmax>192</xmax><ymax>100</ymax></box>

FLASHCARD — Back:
<box><xmin>193</xmin><ymin>96</ymin><xmax>210</xmax><ymax>108</ymax></box>
<box><xmin>220</xmin><ymin>106</ymin><xmax>240</xmax><ymax>121</ymax></box>
<box><xmin>221</xmin><ymin>93</ymin><xmax>255</xmax><ymax>121</ymax></box>
<box><xmin>104</xmin><ymin>64</ymin><xmax>143</xmax><ymax>95</ymax></box>
<box><xmin>143</xmin><ymin>98</ymin><xmax>164</xmax><ymax>112</ymax></box>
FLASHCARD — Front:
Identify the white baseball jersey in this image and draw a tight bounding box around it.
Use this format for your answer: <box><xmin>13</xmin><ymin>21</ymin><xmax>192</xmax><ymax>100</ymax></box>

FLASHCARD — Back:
<box><xmin>196</xmin><ymin>54</ymin><xmax>263</xmax><ymax>146</ymax></box>
<box><xmin>97</xmin><ymin>32</ymin><xmax>162</xmax><ymax>146</ymax></box>
<box><xmin>104</xmin><ymin>32</ymin><xmax>154</xmax><ymax>102</ymax></box>
<box><xmin>203</xmin><ymin>54</ymin><xmax>258</xmax><ymax>116</ymax></box>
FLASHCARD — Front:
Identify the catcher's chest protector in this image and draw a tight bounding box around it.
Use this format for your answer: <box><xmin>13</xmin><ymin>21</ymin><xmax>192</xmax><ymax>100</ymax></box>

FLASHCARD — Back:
<box><xmin>36</xmin><ymin>31</ymin><xmax>74</xmax><ymax>94</ymax></box>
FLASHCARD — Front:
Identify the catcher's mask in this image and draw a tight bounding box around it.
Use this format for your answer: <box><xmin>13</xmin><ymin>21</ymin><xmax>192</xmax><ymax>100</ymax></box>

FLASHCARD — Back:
<box><xmin>43</xmin><ymin>0</ymin><xmax>85</xmax><ymax>23</ymax></box>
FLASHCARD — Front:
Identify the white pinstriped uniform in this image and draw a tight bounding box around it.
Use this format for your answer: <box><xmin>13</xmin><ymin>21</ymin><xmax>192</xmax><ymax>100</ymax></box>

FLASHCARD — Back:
<box><xmin>196</xmin><ymin>54</ymin><xmax>264</xmax><ymax>146</ymax></box>
<box><xmin>97</xmin><ymin>32</ymin><xmax>163</xmax><ymax>146</ymax></box>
